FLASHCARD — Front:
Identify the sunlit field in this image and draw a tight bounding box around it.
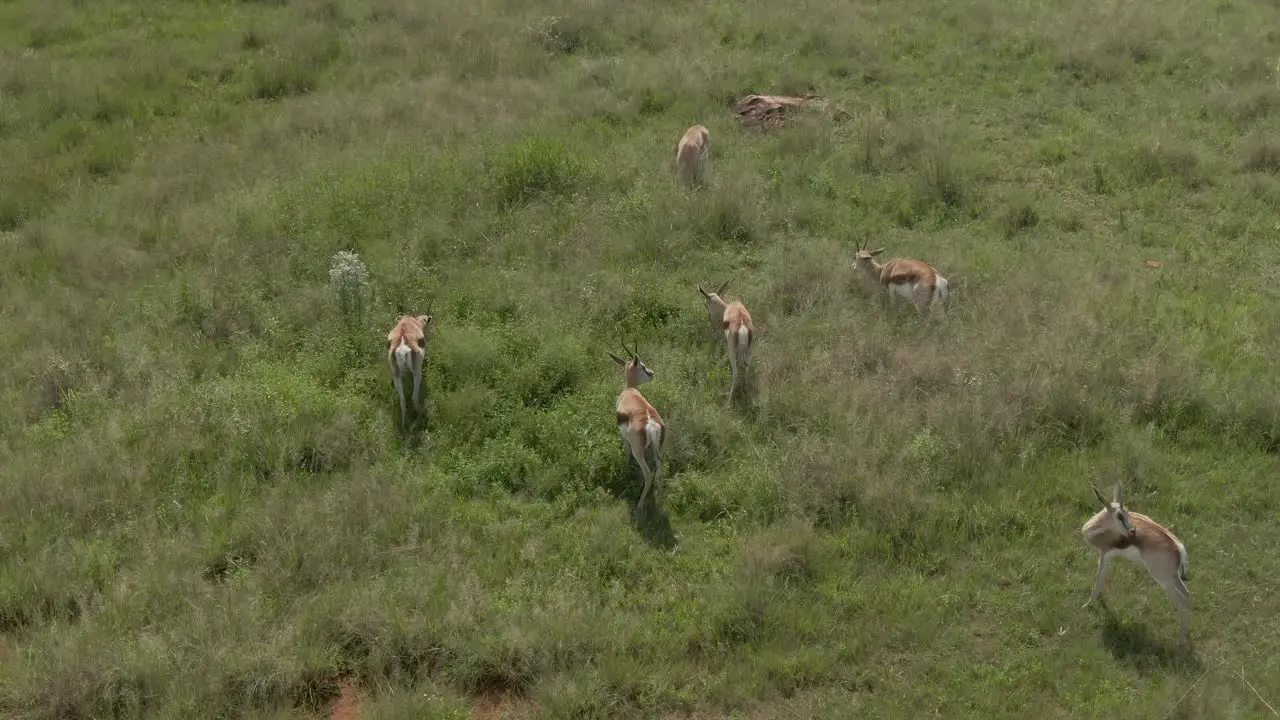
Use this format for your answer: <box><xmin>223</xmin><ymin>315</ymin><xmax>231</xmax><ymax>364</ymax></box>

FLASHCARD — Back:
<box><xmin>2</xmin><ymin>0</ymin><xmax>1279</xmax><ymax>717</ymax></box>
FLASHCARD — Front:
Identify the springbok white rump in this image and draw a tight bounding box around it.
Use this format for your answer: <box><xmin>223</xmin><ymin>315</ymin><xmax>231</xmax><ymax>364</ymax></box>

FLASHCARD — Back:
<box><xmin>608</xmin><ymin>343</ymin><xmax>667</xmax><ymax>511</ymax></box>
<box><xmin>386</xmin><ymin>311</ymin><xmax>433</xmax><ymax>429</ymax></box>
<box><xmin>697</xmin><ymin>280</ymin><xmax>755</xmax><ymax>400</ymax></box>
<box><xmin>675</xmin><ymin>124</ymin><xmax>711</xmax><ymax>188</ymax></box>
<box><xmin>1081</xmin><ymin>483</ymin><xmax>1191</xmax><ymax>646</ymax></box>
<box><xmin>852</xmin><ymin>238</ymin><xmax>950</xmax><ymax>320</ymax></box>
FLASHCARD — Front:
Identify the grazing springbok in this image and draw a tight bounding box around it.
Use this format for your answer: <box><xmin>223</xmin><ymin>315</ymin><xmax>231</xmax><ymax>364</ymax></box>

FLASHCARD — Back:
<box><xmin>1081</xmin><ymin>483</ymin><xmax>1191</xmax><ymax>646</ymax></box>
<box><xmin>697</xmin><ymin>280</ymin><xmax>755</xmax><ymax>400</ymax></box>
<box><xmin>608</xmin><ymin>343</ymin><xmax>667</xmax><ymax>511</ymax></box>
<box><xmin>676</xmin><ymin>124</ymin><xmax>711</xmax><ymax>188</ymax></box>
<box><xmin>386</xmin><ymin>310</ymin><xmax>433</xmax><ymax>429</ymax></box>
<box><xmin>852</xmin><ymin>238</ymin><xmax>950</xmax><ymax>320</ymax></box>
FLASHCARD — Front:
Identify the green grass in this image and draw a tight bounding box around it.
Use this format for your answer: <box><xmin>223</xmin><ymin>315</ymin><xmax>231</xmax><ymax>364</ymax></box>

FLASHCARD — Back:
<box><xmin>2</xmin><ymin>0</ymin><xmax>1280</xmax><ymax>717</ymax></box>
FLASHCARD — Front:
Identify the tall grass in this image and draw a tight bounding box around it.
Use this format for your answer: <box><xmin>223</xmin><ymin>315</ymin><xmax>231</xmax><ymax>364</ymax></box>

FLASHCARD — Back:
<box><xmin>1</xmin><ymin>0</ymin><xmax>1279</xmax><ymax>717</ymax></box>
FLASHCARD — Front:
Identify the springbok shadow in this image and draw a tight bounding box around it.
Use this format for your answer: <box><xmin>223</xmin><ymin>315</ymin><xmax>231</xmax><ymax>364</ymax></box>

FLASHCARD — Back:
<box><xmin>633</xmin><ymin>498</ymin><xmax>677</xmax><ymax>550</ymax></box>
<box><xmin>728</xmin><ymin>373</ymin><xmax>759</xmax><ymax>417</ymax></box>
<box><xmin>1094</xmin><ymin>603</ymin><xmax>1201</xmax><ymax>674</ymax></box>
<box><xmin>394</xmin><ymin>403</ymin><xmax>432</xmax><ymax>452</ymax></box>
<box><xmin>605</xmin><ymin>454</ymin><xmax>677</xmax><ymax>550</ymax></box>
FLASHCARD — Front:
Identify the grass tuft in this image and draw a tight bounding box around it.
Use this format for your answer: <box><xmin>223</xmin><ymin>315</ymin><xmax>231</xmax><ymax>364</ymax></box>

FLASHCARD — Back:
<box><xmin>698</xmin><ymin>188</ymin><xmax>761</xmax><ymax>244</ymax></box>
<box><xmin>250</xmin><ymin>26</ymin><xmax>342</xmax><ymax>100</ymax></box>
<box><xmin>1240</xmin><ymin>137</ymin><xmax>1280</xmax><ymax>174</ymax></box>
<box><xmin>489</xmin><ymin>136</ymin><xmax>588</xmax><ymax>207</ymax></box>
<box><xmin>1129</xmin><ymin>140</ymin><xmax>1206</xmax><ymax>188</ymax></box>
<box><xmin>1001</xmin><ymin>195</ymin><xmax>1040</xmax><ymax>238</ymax></box>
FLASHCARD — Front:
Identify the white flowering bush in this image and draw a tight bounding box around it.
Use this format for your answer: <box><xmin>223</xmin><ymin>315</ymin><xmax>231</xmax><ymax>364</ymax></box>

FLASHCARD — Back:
<box><xmin>328</xmin><ymin>250</ymin><xmax>370</xmax><ymax>324</ymax></box>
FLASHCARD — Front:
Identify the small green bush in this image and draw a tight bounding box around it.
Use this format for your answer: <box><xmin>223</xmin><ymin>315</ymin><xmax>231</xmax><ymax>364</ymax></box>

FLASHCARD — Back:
<box><xmin>489</xmin><ymin>136</ymin><xmax>587</xmax><ymax>207</ymax></box>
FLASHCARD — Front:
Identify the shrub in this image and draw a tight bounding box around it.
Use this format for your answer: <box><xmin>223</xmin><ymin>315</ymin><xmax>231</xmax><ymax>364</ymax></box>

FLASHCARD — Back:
<box><xmin>915</xmin><ymin>148</ymin><xmax>969</xmax><ymax>212</ymax></box>
<box><xmin>527</xmin><ymin>15</ymin><xmax>600</xmax><ymax>55</ymax></box>
<box><xmin>489</xmin><ymin>136</ymin><xmax>587</xmax><ymax>207</ymax></box>
<box><xmin>1129</xmin><ymin>140</ymin><xmax>1205</xmax><ymax>188</ymax></box>
<box><xmin>328</xmin><ymin>250</ymin><xmax>371</xmax><ymax>325</ymax></box>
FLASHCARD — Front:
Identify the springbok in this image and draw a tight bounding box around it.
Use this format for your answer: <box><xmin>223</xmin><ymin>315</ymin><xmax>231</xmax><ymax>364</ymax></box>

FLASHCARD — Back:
<box><xmin>697</xmin><ymin>280</ymin><xmax>755</xmax><ymax>400</ymax></box>
<box><xmin>386</xmin><ymin>310</ymin><xmax>433</xmax><ymax>429</ymax></box>
<box><xmin>676</xmin><ymin>124</ymin><xmax>711</xmax><ymax>188</ymax></box>
<box><xmin>852</xmin><ymin>238</ymin><xmax>950</xmax><ymax>320</ymax></box>
<box><xmin>608</xmin><ymin>343</ymin><xmax>667</xmax><ymax>511</ymax></box>
<box><xmin>1081</xmin><ymin>483</ymin><xmax>1191</xmax><ymax>646</ymax></box>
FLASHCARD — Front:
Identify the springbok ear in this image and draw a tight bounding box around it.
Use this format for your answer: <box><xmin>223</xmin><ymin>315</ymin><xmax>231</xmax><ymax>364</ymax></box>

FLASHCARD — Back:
<box><xmin>607</xmin><ymin>352</ymin><xmax>627</xmax><ymax>366</ymax></box>
<box><xmin>1112</xmin><ymin>483</ymin><xmax>1124</xmax><ymax>506</ymax></box>
<box><xmin>697</xmin><ymin>285</ymin><xmax>709</xmax><ymax>298</ymax></box>
<box><xmin>1091</xmin><ymin>485</ymin><xmax>1110</xmax><ymax>509</ymax></box>
<box><xmin>869</xmin><ymin>247</ymin><xmax>886</xmax><ymax>256</ymax></box>
<box><xmin>715</xmin><ymin>279</ymin><xmax>730</xmax><ymax>296</ymax></box>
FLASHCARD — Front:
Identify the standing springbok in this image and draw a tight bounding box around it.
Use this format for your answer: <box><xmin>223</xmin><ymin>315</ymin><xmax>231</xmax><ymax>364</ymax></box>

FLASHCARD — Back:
<box><xmin>697</xmin><ymin>280</ymin><xmax>755</xmax><ymax>400</ymax></box>
<box><xmin>386</xmin><ymin>310</ymin><xmax>433</xmax><ymax>429</ymax></box>
<box><xmin>852</xmin><ymin>238</ymin><xmax>950</xmax><ymax>320</ymax></box>
<box><xmin>676</xmin><ymin>124</ymin><xmax>711</xmax><ymax>188</ymax></box>
<box><xmin>1081</xmin><ymin>483</ymin><xmax>1191</xmax><ymax>646</ymax></box>
<box><xmin>608</xmin><ymin>343</ymin><xmax>667</xmax><ymax>511</ymax></box>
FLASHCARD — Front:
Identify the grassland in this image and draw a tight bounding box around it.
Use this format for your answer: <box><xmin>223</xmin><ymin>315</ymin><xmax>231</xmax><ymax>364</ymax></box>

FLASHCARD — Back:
<box><xmin>2</xmin><ymin>0</ymin><xmax>1280</xmax><ymax>717</ymax></box>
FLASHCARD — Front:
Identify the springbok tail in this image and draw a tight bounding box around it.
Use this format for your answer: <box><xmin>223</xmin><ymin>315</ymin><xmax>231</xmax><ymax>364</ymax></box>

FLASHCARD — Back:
<box><xmin>729</xmin><ymin>321</ymin><xmax>751</xmax><ymax>349</ymax></box>
<box><xmin>935</xmin><ymin>276</ymin><xmax>950</xmax><ymax>304</ymax></box>
<box><xmin>645</xmin><ymin>421</ymin><xmax>664</xmax><ymax>479</ymax></box>
<box><xmin>393</xmin><ymin>340</ymin><xmax>413</xmax><ymax>370</ymax></box>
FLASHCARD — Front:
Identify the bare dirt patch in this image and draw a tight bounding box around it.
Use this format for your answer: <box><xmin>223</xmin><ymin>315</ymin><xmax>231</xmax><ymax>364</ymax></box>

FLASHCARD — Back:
<box><xmin>329</xmin><ymin>678</ymin><xmax>363</xmax><ymax>720</ymax></box>
<box><xmin>732</xmin><ymin>93</ymin><xmax>850</xmax><ymax>131</ymax></box>
<box><xmin>471</xmin><ymin>691</ymin><xmax>520</xmax><ymax>720</ymax></box>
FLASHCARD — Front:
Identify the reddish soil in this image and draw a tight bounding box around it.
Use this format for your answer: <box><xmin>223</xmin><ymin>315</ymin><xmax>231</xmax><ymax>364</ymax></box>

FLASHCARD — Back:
<box><xmin>324</xmin><ymin>679</ymin><xmax>522</xmax><ymax>719</ymax></box>
<box><xmin>470</xmin><ymin>692</ymin><xmax>509</xmax><ymax>720</ymax></box>
<box><xmin>329</xmin><ymin>678</ymin><xmax>363</xmax><ymax>720</ymax></box>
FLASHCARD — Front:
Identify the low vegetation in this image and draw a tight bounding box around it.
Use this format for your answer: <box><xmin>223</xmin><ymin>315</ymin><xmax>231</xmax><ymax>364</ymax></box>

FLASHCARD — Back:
<box><xmin>2</xmin><ymin>0</ymin><xmax>1279</xmax><ymax>717</ymax></box>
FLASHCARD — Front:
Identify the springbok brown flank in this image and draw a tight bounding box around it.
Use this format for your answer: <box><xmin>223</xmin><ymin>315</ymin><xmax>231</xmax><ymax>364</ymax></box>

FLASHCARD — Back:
<box><xmin>1081</xmin><ymin>483</ymin><xmax>1191</xmax><ymax>646</ymax></box>
<box><xmin>697</xmin><ymin>280</ymin><xmax>755</xmax><ymax>400</ymax></box>
<box><xmin>608</xmin><ymin>343</ymin><xmax>667</xmax><ymax>512</ymax></box>
<box><xmin>386</xmin><ymin>312</ymin><xmax>433</xmax><ymax>429</ymax></box>
<box><xmin>852</xmin><ymin>238</ymin><xmax>950</xmax><ymax>321</ymax></box>
<box><xmin>676</xmin><ymin>124</ymin><xmax>711</xmax><ymax>187</ymax></box>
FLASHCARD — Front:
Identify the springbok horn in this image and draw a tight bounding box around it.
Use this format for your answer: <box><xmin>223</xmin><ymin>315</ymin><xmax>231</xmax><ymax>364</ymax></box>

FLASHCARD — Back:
<box><xmin>1091</xmin><ymin>485</ymin><xmax>1109</xmax><ymax>509</ymax></box>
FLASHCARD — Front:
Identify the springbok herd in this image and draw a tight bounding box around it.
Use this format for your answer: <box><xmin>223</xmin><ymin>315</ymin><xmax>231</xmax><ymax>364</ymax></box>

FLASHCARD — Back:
<box><xmin>384</xmin><ymin>124</ymin><xmax>1194</xmax><ymax>648</ymax></box>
